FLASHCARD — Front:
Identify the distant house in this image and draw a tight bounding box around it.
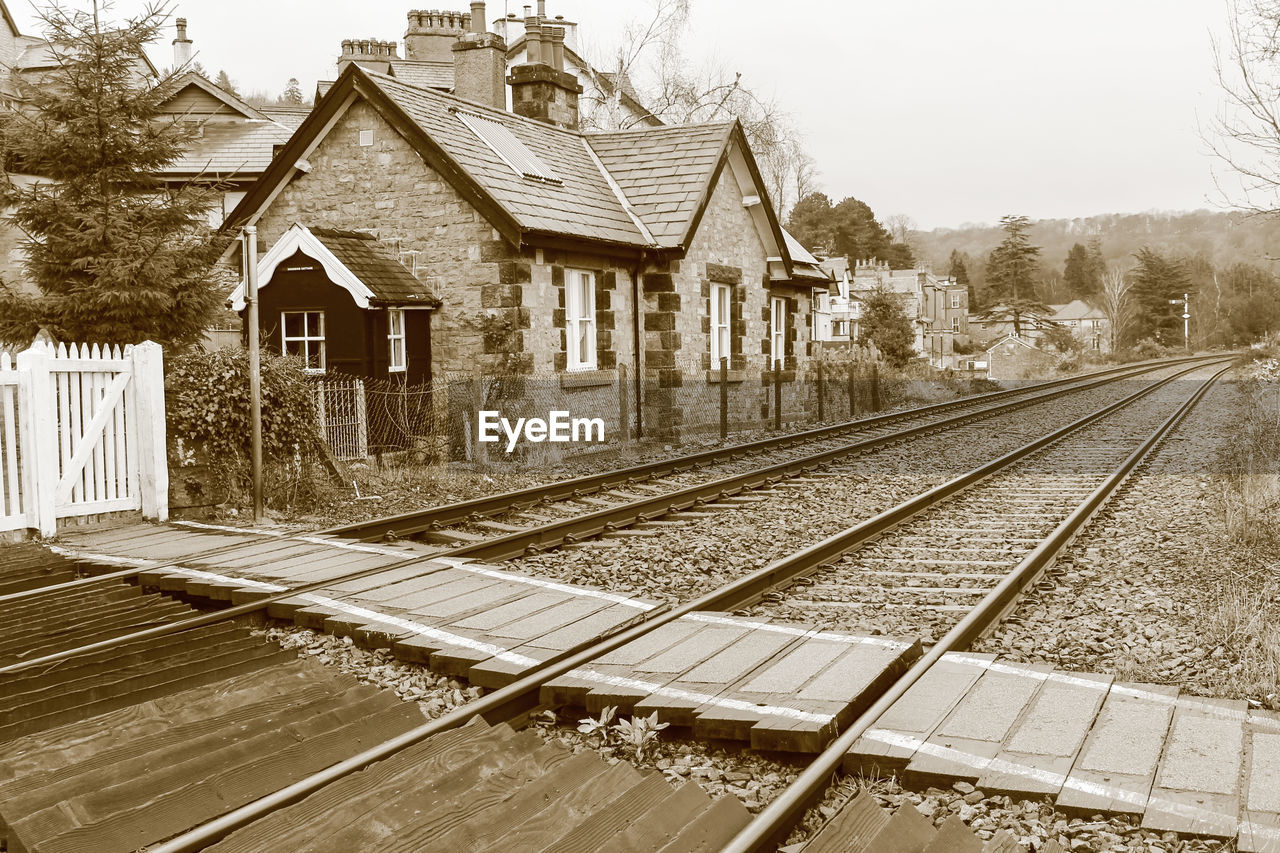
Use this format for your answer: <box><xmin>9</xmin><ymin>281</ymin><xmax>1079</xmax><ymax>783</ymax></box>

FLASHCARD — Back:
<box><xmin>969</xmin><ymin>304</ymin><xmax>1056</xmax><ymax>348</ymax></box>
<box><xmin>154</xmin><ymin>69</ymin><xmax>295</xmax><ymax>226</ymax></box>
<box><xmin>1048</xmin><ymin>299</ymin><xmax>1109</xmax><ymax>353</ymax></box>
<box><xmin>225</xmin><ymin>4</ymin><xmax>818</xmax><ymax>436</ymax></box>
<box><xmin>814</xmin><ymin>259</ymin><xmax>970</xmax><ymax>368</ymax></box>
<box><xmin>984</xmin><ymin>334</ymin><xmax>1061</xmax><ymax>381</ymax></box>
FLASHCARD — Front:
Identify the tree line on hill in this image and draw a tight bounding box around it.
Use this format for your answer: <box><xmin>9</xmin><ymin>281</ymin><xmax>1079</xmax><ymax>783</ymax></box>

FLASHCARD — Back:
<box><xmin>924</xmin><ymin>212</ymin><xmax>1280</xmax><ymax>350</ymax></box>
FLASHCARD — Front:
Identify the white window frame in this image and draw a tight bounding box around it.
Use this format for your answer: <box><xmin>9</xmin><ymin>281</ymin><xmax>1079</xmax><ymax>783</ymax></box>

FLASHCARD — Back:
<box><xmin>710</xmin><ymin>283</ymin><xmax>732</xmax><ymax>366</ymax></box>
<box><xmin>770</xmin><ymin>296</ymin><xmax>787</xmax><ymax>368</ymax></box>
<box><xmin>566</xmin><ymin>269</ymin><xmax>596</xmax><ymax>371</ymax></box>
<box><xmin>951</xmin><ymin>316</ymin><xmax>960</xmax><ymax>333</ymax></box>
<box><xmin>282</xmin><ymin>310</ymin><xmax>326</xmax><ymax>373</ymax></box>
<box><xmin>388</xmin><ymin>308</ymin><xmax>407</xmax><ymax>373</ymax></box>
<box><xmin>950</xmin><ymin>291</ymin><xmax>962</xmax><ymax>309</ymax></box>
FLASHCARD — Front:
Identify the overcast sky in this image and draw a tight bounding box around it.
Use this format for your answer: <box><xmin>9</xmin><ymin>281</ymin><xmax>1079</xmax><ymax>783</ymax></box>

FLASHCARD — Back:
<box><xmin>10</xmin><ymin>0</ymin><xmax>1236</xmax><ymax>230</ymax></box>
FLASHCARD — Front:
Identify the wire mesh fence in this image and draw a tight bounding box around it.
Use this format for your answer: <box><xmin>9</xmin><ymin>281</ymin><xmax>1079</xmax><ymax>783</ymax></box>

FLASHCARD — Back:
<box><xmin>310</xmin><ymin>349</ymin><xmax>941</xmax><ymax>468</ymax></box>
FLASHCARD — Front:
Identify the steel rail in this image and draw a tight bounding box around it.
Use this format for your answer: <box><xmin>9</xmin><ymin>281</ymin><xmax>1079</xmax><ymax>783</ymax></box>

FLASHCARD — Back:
<box><xmin>7</xmin><ymin>360</ymin><xmax>1215</xmax><ymax>671</ymax></box>
<box><xmin>718</xmin><ymin>362</ymin><xmax>1233</xmax><ymax>853</ymax></box>
<box><xmin>145</xmin><ymin>360</ymin><xmax>1229</xmax><ymax>853</ymax></box>
<box><xmin>321</xmin><ymin>356</ymin><xmax>1212</xmax><ymax>541</ymax></box>
<box><xmin>6</xmin><ymin>358</ymin><xmax>1210</xmax><ymax>611</ymax></box>
<box><xmin>416</xmin><ymin>357</ymin><xmax>1224</xmax><ymax>562</ymax></box>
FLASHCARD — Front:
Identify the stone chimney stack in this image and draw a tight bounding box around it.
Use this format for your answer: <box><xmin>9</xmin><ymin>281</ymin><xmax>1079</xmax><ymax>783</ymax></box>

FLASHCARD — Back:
<box><xmin>507</xmin><ymin>20</ymin><xmax>581</xmax><ymax>129</ymax></box>
<box><xmin>337</xmin><ymin>38</ymin><xmax>400</xmax><ymax>75</ymax></box>
<box><xmin>452</xmin><ymin>0</ymin><xmax>506</xmax><ymax>108</ymax></box>
<box><xmin>172</xmin><ymin>18</ymin><xmax>193</xmax><ymax>69</ymax></box>
<box><xmin>405</xmin><ymin>9</ymin><xmax>471</xmax><ymax>62</ymax></box>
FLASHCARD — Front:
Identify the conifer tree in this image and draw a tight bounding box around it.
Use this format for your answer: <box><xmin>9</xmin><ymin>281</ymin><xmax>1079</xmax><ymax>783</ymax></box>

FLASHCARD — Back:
<box><xmin>0</xmin><ymin>1</ymin><xmax>226</xmax><ymax>350</ymax></box>
<box><xmin>980</xmin><ymin>214</ymin><xmax>1048</xmax><ymax>338</ymax></box>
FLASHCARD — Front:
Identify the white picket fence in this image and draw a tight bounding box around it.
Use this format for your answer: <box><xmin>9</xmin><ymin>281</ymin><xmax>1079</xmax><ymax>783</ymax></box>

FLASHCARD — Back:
<box><xmin>0</xmin><ymin>340</ymin><xmax>167</xmax><ymax>536</ymax></box>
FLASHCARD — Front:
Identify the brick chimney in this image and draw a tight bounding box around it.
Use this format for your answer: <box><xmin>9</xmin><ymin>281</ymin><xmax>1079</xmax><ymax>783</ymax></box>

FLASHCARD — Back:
<box><xmin>172</xmin><ymin>18</ymin><xmax>193</xmax><ymax>69</ymax></box>
<box><xmin>452</xmin><ymin>1</ymin><xmax>506</xmax><ymax>108</ymax></box>
<box><xmin>507</xmin><ymin>19</ymin><xmax>581</xmax><ymax>129</ymax></box>
<box><xmin>337</xmin><ymin>38</ymin><xmax>399</xmax><ymax>75</ymax></box>
<box><xmin>405</xmin><ymin>9</ymin><xmax>471</xmax><ymax>63</ymax></box>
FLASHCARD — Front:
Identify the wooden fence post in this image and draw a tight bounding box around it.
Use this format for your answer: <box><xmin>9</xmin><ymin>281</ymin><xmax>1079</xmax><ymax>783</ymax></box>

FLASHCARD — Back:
<box><xmin>870</xmin><ymin>361</ymin><xmax>881</xmax><ymax>412</ymax></box>
<box><xmin>618</xmin><ymin>363</ymin><xmax>629</xmax><ymax>442</ymax></box>
<box><xmin>16</xmin><ymin>343</ymin><xmax>56</xmax><ymax>536</ymax></box>
<box><xmin>773</xmin><ymin>362</ymin><xmax>782</xmax><ymax>431</ymax></box>
<box><xmin>816</xmin><ymin>362</ymin><xmax>824</xmax><ymax>423</ymax></box>
<box><xmin>719</xmin><ymin>356</ymin><xmax>729</xmax><ymax>440</ymax></box>
<box><xmin>131</xmin><ymin>341</ymin><xmax>168</xmax><ymax>522</ymax></box>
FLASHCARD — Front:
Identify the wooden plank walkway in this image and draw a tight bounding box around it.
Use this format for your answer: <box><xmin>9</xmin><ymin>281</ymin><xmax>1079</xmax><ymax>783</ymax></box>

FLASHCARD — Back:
<box><xmin>845</xmin><ymin>652</ymin><xmax>1280</xmax><ymax>850</ymax></box>
<box><xmin>51</xmin><ymin>522</ymin><xmax>917</xmax><ymax>751</ymax></box>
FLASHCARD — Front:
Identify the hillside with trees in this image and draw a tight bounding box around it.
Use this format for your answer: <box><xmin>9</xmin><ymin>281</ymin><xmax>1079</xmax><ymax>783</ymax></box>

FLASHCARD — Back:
<box><xmin>912</xmin><ymin>210</ymin><xmax>1280</xmax><ymax>350</ymax></box>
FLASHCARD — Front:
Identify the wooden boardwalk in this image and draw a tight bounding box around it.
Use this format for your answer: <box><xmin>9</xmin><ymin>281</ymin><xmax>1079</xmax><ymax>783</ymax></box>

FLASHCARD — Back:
<box><xmin>845</xmin><ymin>652</ymin><xmax>1280</xmax><ymax>852</ymax></box>
<box><xmin>52</xmin><ymin>521</ymin><xmax>917</xmax><ymax>752</ymax></box>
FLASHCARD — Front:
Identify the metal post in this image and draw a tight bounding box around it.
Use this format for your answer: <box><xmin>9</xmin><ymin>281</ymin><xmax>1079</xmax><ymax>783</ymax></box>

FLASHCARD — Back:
<box><xmin>870</xmin><ymin>361</ymin><xmax>881</xmax><ymax>412</ymax></box>
<box><xmin>719</xmin><ymin>356</ymin><xmax>728</xmax><ymax>441</ymax></box>
<box><xmin>618</xmin><ymin>363</ymin><xmax>629</xmax><ymax>442</ymax></box>
<box><xmin>816</xmin><ymin>362</ymin><xmax>824</xmax><ymax>423</ymax></box>
<box><xmin>773</xmin><ymin>361</ymin><xmax>782</xmax><ymax>431</ymax></box>
<box><xmin>242</xmin><ymin>226</ymin><xmax>264</xmax><ymax>522</ymax></box>
<box><xmin>1183</xmin><ymin>292</ymin><xmax>1191</xmax><ymax>352</ymax></box>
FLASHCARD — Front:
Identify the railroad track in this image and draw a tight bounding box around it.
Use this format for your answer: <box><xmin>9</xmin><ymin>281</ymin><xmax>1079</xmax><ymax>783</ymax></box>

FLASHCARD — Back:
<box><xmin>0</xmin><ymin>357</ymin><xmax>1233</xmax><ymax>852</ymax></box>
<box><xmin>318</xmin><ymin>356</ymin><xmax>1215</xmax><ymax>565</ymax></box>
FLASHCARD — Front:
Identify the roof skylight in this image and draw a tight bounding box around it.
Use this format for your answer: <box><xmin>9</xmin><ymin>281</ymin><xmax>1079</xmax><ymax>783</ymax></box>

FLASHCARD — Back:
<box><xmin>455</xmin><ymin>110</ymin><xmax>563</xmax><ymax>185</ymax></box>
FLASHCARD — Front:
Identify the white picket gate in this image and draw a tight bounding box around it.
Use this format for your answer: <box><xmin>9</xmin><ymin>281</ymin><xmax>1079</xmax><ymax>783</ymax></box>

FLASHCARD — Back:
<box><xmin>0</xmin><ymin>339</ymin><xmax>167</xmax><ymax>537</ymax></box>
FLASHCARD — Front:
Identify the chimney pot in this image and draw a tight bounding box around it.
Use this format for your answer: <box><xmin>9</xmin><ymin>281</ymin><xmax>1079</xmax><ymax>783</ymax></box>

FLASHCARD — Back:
<box><xmin>469</xmin><ymin>0</ymin><xmax>485</xmax><ymax>33</ymax></box>
<box><xmin>548</xmin><ymin>26</ymin><xmax>565</xmax><ymax>72</ymax></box>
<box><xmin>525</xmin><ymin>19</ymin><xmax>542</xmax><ymax>64</ymax></box>
<box><xmin>537</xmin><ymin>0</ymin><xmax>546</xmax><ymax>19</ymax></box>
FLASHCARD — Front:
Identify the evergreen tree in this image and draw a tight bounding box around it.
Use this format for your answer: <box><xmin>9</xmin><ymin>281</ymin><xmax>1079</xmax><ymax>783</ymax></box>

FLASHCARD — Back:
<box><xmin>215</xmin><ymin>68</ymin><xmax>238</xmax><ymax>96</ymax></box>
<box><xmin>948</xmin><ymin>249</ymin><xmax>976</xmax><ymax>309</ymax></box>
<box><xmin>860</xmin><ymin>286</ymin><xmax>916</xmax><ymax>367</ymax></box>
<box><xmin>281</xmin><ymin>77</ymin><xmax>303</xmax><ymax>105</ymax></box>
<box><xmin>0</xmin><ymin>2</ymin><xmax>226</xmax><ymax>350</ymax></box>
<box><xmin>980</xmin><ymin>214</ymin><xmax>1048</xmax><ymax>337</ymax></box>
<box><xmin>1130</xmin><ymin>247</ymin><xmax>1190</xmax><ymax>345</ymax></box>
<box><xmin>831</xmin><ymin>196</ymin><xmax>893</xmax><ymax>263</ymax></box>
<box><xmin>1063</xmin><ymin>242</ymin><xmax>1103</xmax><ymax>299</ymax></box>
<box><xmin>786</xmin><ymin>191</ymin><xmax>836</xmax><ymax>254</ymax></box>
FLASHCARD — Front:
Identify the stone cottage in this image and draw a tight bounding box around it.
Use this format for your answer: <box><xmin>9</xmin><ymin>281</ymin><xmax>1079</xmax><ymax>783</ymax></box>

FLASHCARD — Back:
<box><xmin>225</xmin><ymin>3</ymin><xmax>828</xmax><ymax>437</ymax></box>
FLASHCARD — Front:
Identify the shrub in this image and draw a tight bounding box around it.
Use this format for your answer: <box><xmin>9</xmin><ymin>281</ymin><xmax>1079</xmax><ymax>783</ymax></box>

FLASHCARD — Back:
<box><xmin>166</xmin><ymin>348</ymin><xmax>322</xmax><ymax>506</ymax></box>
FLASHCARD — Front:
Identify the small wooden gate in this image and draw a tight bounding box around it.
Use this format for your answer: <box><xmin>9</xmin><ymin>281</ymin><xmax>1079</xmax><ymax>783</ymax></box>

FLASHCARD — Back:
<box><xmin>0</xmin><ymin>340</ymin><xmax>167</xmax><ymax>536</ymax></box>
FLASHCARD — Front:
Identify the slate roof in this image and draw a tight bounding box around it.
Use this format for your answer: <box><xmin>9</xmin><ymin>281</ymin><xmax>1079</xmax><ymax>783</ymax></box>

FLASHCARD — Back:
<box><xmin>370</xmin><ymin>71</ymin><xmax>648</xmax><ymax>247</ymax></box>
<box><xmin>586</xmin><ymin>123</ymin><xmax>735</xmax><ymax>246</ymax></box>
<box><xmin>309</xmin><ymin>227</ymin><xmax>437</xmax><ymax>304</ymax></box>
<box><xmin>263</xmin><ymin>107</ymin><xmax>310</xmax><ymax>131</ymax></box>
<box><xmin>230</xmin><ymin>65</ymin><xmax>788</xmax><ymax>264</ymax></box>
<box><xmin>782</xmin><ymin>229</ymin><xmax>833</xmax><ymax>281</ymax></box>
<box><xmin>389</xmin><ymin>60</ymin><xmax>454</xmax><ymax>90</ymax></box>
<box><xmin>163</xmin><ymin>120</ymin><xmax>293</xmax><ymax>178</ymax></box>
<box><xmin>1050</xmin><ymin>298</ymin><xmax>1105</xmax><ymax>321</ymax></box>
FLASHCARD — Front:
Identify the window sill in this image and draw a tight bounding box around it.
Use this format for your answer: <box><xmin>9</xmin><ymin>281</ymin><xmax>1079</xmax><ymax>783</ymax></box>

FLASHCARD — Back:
<box><xmin>560</xmin><ymin>369</ymin><xmax>613</xmax><ymax>388</ymax></box>
<box><xmin>705</xmin><ymin>369</ymin><xmax>746</xmax><ymax>384</ymax></box>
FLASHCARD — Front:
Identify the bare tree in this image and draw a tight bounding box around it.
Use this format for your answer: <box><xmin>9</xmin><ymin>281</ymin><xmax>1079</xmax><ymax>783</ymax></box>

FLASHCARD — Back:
<box><xmin>579</xmin><ymin>0</ymin><xmax>813</xmax><ymax>218</ymax></box>
<box><xmin>1099</xmin><ymin>265</ymin><xmax>1136</xmax><ymax>352</ymax></box>
<box><xmin>1209</xmin><ymin>0</ymin><xmax>1280</xmax><ymax>211</ymax></box>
